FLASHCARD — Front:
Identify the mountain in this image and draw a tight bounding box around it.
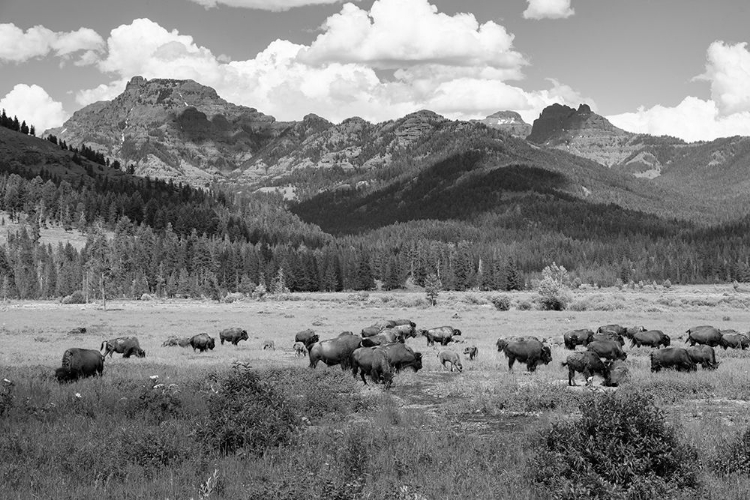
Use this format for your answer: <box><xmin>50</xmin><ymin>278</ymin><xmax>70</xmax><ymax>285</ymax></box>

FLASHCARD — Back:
<box><xmin>471</xmin><ymin>111</ymin><xmax>531</xmax><ymax>138</ymax></box>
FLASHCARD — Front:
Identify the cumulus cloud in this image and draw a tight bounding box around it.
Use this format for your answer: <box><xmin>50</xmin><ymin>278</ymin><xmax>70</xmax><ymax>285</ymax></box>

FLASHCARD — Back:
<box><xmin>523</xmin><ymin>0</ymin><xmax>574</xmax><ymax>20</ymax></box>
<box><xmin>0</xmin><ymin>84</ymin><xmax>68</xmax><ymax>133</ymax></box>
<box><xmin>81</xmin><ymin>10</ymin><xmax>584</xmax><ymax>125</ymax></box>
<box><xmin>301</xmin><ymin>0</ymin><xmax>526</xmax><ymax>73</ymax></box>
<box><xmin>186</xmin><ymin>0</ymin><xmax>346</xmax><ymax>10</ymax></box>
<box><xmin>0</xmin><ymin>24</ymin><xmax>104</xmax><ymax>64</ymax></box>
<box><xmin>608</xmin><ymin>42</ymin><xmax>750</xmax><ymax>142</ymax></box>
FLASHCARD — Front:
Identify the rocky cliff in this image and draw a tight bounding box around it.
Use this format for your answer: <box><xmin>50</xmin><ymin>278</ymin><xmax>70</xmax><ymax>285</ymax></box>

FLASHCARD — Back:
<box><xmin>473</xmin><ymin>111</ymin><xmax>531</xmax><ymax>138</ymax></box>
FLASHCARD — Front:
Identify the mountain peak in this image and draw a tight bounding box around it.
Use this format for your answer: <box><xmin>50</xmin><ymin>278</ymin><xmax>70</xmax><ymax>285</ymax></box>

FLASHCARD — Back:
<box><xmin>527</xmin><ymin>103</ymin><xmax>628</xmax><ymax>145</ymax></box>
<box><xmin>473</xmin><ymin>110</ymin><xmax>531</xmax><ymax>138</ymax></box>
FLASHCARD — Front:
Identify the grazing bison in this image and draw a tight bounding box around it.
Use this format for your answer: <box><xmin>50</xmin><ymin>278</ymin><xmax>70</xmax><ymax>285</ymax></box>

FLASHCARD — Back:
<box><xmin>190</xmin><ymin>333</ymin><xmax>215</xmax><ymax>353</ymax></box>
<box><xmin>177</xmin><ymin>337</ymin><xmax>191</xmax><ymax>347</ymax></box>
<box><xmin>605</xmin><ymin>360</ymin><xmax>630</xmax><ymax>387</ymax></box>
<box><xmin>293</xmin><ymin>342</ymin><xmax>307</xmax><ymax>357</ymax></box>
<box><xmin>361</xmin><ymin>326</ymin><xmax>382</xmax><ymax>337</ymax></box>
<box><xmin>563</xmin><ymin>329</ymin><xmax>594</xmax><ymax>349</ymax></box>
<box><xmin>219</xmin><ymin>328</ymin><xmax>249</xmax><ymax>346</ymax></box>
<box><xmin>438</xmin><ymin>351</ymin><xmax>463</xmax><ymax>372</ymax></box>
<box><xmin>687</xmin><ymin>345</ymin><xmax>719</xmax><ymax>370</ymax></box>
<box><xmin>376</xmin><ymin>343</ymin><xmax>423</xmax><ymax>373</ymax></box>
<box><xmin>719</xmin><ymin>330</ymin><xmax>750</xmax><ymax>350</ymax></box>
<box><xmin>631</xmin><ymin>330</ymin><xmax>671</xmax><ymax>348</ymax></box>
<box><xmin>650</xmin><ymin>348</ymin><xmax>697</xmax><ymax>372</ymax></box>
<box><xmin>586</xmin><ymin>339</ymin><xmax>627</xmax><ymax>361</ymax></box>
<box><xmin>101</xmin><ymin>337</ymin><xmax>146</xmax><ymax>358</ymax></box>
<box><xmin>685</xmin><ymin>325</ymin><xmax>722</xmax><ymax>347</ymax></box>
<box><xmin>295</xmin><ymin>329</ymin><xmax>320</xmax><ymax>350</ymax></box>
<box><xmin>262</xmin><ymin>340</ymin><xmax>275</xmax><ymax>350</ymax></box>
<box><xmin>67</xmin><ymin>327</ymin><xmax>87</xmax><ymax>335</ymax></box>
<box><xmin>496</xmin><ymin>337</ymin><xmax>552</xmax><ymax>372</ymax></box>
<box><xmin>597</xmin><ymin>324</ymin><xmax>627</xmax><ymax>336</ymax></box>
<box><xmin>624</xmin><ymin>326</ymin><xmax>647</xmax><ymax>338</ymax></box>
<box><xmin>561</xmin><ymin>351</ymin><xmax>610</xmax><ymax>386</ymax></box>
<box><xmin>420</xmin><ymin>326</ymin><xmax>461</xmax><ymax>346</ymax></box>
<box><xmin>308</xmin><ymin>335</ymin><xmax>363</xmax><ymax>370</ymax></box>
<box><xmin>162</xmin><ymin>336</ymin><xmax>179</xmax><ymax>347</ymax></box>
<box><xmin>591</xmin><ymin>331</ymin><xmax>625</xmax><ymax>346</ymax></box>
<box><xmin>351</xmin><ymin>347</ymin><xmax>393</xmax><ymax>388</ymax></box>
<box><xmin>55</xmin><ymin>348</ymin><xmax>104</xmax><ymax>382</ymax></box>
<box><xmin>463</xmin><ymin>345</ymin><xmax>478</xmax><ymax>360</ymax></box>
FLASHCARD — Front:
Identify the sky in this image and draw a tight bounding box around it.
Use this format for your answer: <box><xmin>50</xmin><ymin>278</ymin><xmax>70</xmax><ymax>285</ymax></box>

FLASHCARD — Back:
<box><xmin>1</xmin><ymin>0</ymin><xmax>750</xmax><ymax>142</ymax></box>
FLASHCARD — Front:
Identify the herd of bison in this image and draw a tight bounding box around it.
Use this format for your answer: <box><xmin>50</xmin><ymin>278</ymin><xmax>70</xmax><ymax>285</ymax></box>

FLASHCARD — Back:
<box><xmin>53</xmin><ymin>319</ymin><xmax>745</xmax><ymax>390</ymax></box>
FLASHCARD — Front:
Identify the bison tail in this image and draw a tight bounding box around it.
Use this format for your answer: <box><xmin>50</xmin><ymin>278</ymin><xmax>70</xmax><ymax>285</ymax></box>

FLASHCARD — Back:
<box><xmin>100</xmin><ymin>340</ymin><xmax>106</xmax><ymax>352</ymax></box>
<box><xmin>560</xmin><ymin>361</ymin><xmax>568</xmax><ymax>368</ymax></box>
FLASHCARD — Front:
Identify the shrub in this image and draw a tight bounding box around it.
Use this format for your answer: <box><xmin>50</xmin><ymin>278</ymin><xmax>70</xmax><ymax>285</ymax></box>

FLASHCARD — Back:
<box><xmin>517</xmin><ymin>299</ymin><xmax>533</xmax><ymax>311</ymax></box>
<box><xmin>62</xmin><ymin>290</ymin><xmax>86</xmax><ymax>304</ymax></box>
<box><xmin>196</xmin><ymin>363</ymin><xmax>297</xmax><ymax>456</ymax></box>
<box><xmin>713</xmin><ymin>427</ymin><xmax>750</xmax><ymax>476</ymax></box>
<box><xmin>537</xmin><ymin>263</ymin><xmax>571</xmax><ymax>311</ymax></box>
<box><xmin>663</xmin><ymin>279</ymin><xmax>672</xmax><ymax>289</ymax></box>
<box><xmin>490</xmin><ymin>294</ymin><xmax>511</xmax><ymax>311</ymax></box>
<box><xmin>529</xmin><ymin>391</ymin><xmax>699</xmax><ymax>499</ymax></box>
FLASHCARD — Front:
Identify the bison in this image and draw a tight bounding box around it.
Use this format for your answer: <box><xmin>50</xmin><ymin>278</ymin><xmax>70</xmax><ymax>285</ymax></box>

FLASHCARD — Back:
<box><xmin>624</xmin><ymin>326</ymin><xmax>647</xmax><ymax>338</ymax></box>
<box><xmin>190</xmin><ymin>333</ymin><xmax>215</xmax><ymax>353</ymax></box>
<box><xmin>719</xmin><ymin>330</ymin><xmax>750</xmax><ymax>350</ymax></box>
<box><xmin>687</xmin><ymin>345</ymin><xmax>719</xmax><ymax>370</ymax></box>
<box><xmin>262</xmin><ymin>340</ymin><xmax>275</xmax><ymax>350</ymax></box>
<box><xmin>308</xmin><ymin>335</ymin><xmax>363</xmax><ymax>370</ymax></box>
<box><xmin>563</xmin><ymin>329</ymin><xmax>594</xmax><ymax>349</ymax></box>
<box><xmin>591</xmin><ymin>331</ymin><xmax>625</xmax><ymax>346</ymax></box>
<box><xmin>685</xmin><ymin>325</ymin><xmax>722</xmax><ymax>347</ymax></box>
<box><xmin>586</xmin><ymin>339</ymin><xmax>627</xmax><ymax>361</ymax></box>
<box><xmin>293</xmin><ymin>342</ymin><xmax>307</xmax><ymax>357</ymax></box>
<box><xmin>219</xmin><ymin>328</ymin><xmax>249</xmax><ymax>346</ymax></box>
<box><xmin>420</xmin><ymin>326</ymin><xmax>461</xmax><ymax>346</ymax></box>
<box><xmin>438</xmin><ymin>351</ymin><xmax>463</xmax><ymax>372</ymax></box>
<box><xmin>631</xmin><ymin>330</ymin><xmax>671</xmax><ymax>348</ymax></box>
<box><xmin>496</xmin><ymin>337</ymin><xmax>552</xmax><ymax>372</ymax></box>
<box><xmin>597</xmin><ymin>324</ymin><xmax>627</xmax><ymax>336</ymax></box>
<box><xmin>362</xmin><ymin>329</ymin><xmax>403</xmax><ymax>347</ymax></box>
<box><xmin>605</xmin><ymin>360</ymin><xmax>630</xmax><ymax>387</ymax></box>
<box><xmin>351</xmin><ymin>347</ymin><xmax>393</xmax><ymax>388</ymax></box>
<box><xmin>561</xmin><ymin>351</ymin><xmax>610</xmax><ymax>386</ymax></box>
<box><xmin>295</xmin><ymin>329</ymin><xmax>320</xmax><ymax>350</ymax></box>
<box><xmin>55</xmin><ymin>348</ymin><xmax>104</xmax><ymax>382</ymax></box>
<box><xmin>376</xmin><ymin>343</ymin><xmax>423</xmax><ymax>373</ymax></box>
<box><xmin>463</xmin><ymin>345</ymin><xmax>478</xmax><ymax>360</ymax></box>
<box><xmin>101</xmin><ymin>337</ymin><xmax>146</xmax><ymax>358</ymax></box>
<box><xmin>650</xmin><ymin>348</ymin><xmax>697</xmax><ymax>372</ymax></box>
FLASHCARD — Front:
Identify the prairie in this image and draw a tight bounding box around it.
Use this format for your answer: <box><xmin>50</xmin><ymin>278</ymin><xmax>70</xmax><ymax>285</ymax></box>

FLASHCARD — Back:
<box><xmin>2</xmin><ymin>285</ymin><xmax>750</xmax><ymax>499</ymax></box>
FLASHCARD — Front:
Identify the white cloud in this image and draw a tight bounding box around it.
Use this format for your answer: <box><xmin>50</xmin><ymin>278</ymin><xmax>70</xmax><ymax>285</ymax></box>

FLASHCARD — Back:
<box><xmin>608</xmin><ymin>42</ymin><xmax>750</xmax><ymax>142</ymax></box>
<box><xmin>75</xmin><ymin>79</ymin><xmax>129</xmax><ymax>106</ymax></box>
<box><xmin>0</xmin><ymin>24</ymin><xmax>104</xmax><ymax>65</ymax></box>
<box><xmin>523</xmin><ymin>0</ymin><xmax>574</xmax><ymax>20</ymax></box>
<box><xmin>0</xmin><ymin>84</ymin><xmax>68</xmax><ymax>134</ymax></box>
<box><xmin>186</xmin><ymin>0</ymin><xmax>346</xmax><ymax>10</ymax></box>
<box><xmin>301</xmin><ymin>0</ymin><xmax>526</xmax><ymax>72</ymax></box>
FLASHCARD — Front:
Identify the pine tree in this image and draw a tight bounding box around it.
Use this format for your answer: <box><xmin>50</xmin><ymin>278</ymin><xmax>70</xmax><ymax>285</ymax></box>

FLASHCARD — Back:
<box><xmin>505</xmin><ymin>256</ymin><xmax>522</xmax><ymax>291</ymax></box>
<box><xmin>424</xmin><ymin>273</ymin><xmax>442</xmax><ymax>306</ymax></box>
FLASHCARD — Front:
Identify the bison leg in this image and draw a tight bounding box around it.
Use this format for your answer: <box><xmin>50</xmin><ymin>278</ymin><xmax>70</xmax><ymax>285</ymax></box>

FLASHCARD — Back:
<box><xmin>568</xmin><ymin>367</ymin><xmax>577</xmax><ymax>386</ymax></box>
<box><xmin>507</xmin><ymin>357</ymin><xmax>515</xmax><ymax>373</ymax></box>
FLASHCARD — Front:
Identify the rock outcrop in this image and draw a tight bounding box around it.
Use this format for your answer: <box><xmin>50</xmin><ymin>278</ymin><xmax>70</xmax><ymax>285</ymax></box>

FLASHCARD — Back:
<box><xmin>473</xmin><ymin>111</ymin><xmax>531</xmax><ymax>138</ymax></box>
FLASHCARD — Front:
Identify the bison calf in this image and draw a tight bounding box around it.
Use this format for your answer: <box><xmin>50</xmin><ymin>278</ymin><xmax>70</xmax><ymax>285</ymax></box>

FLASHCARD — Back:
<box><xmin>438</xmin><ymin>351</ymin><xmax>463</xmax><ymax>372</ymax></box>
<box><xmin>262</xmin><ymin>340</ymin><xmax>275</xmax><ymax>350</ymax></box>
<box><xmin>562</xmin><ymin>351</ymin><xmax>609</xmax><ymax>386</ymax></box>
<box><xmin>463</xmin><ymin>345</ymin><xmax>478</xmax><ymax>360</ymax></box>
<box><xmin>293</xmin><ymin>342</ymin><xmax>307</xmax><ymax>357</ymax></box>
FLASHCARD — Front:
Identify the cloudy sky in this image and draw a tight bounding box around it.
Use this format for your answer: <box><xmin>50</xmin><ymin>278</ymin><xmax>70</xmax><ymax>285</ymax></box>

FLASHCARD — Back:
<box><xmin>1</xmin><ymin>0</ymin><xmax>749</xmax><ymax>141</ymax></box>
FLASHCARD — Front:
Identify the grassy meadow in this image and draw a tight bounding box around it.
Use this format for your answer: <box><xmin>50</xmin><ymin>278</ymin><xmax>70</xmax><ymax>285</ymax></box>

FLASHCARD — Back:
<box><xmin>2</xmin><ymin>285</ymin><xmax>750</xmax><ymax>499</ymax></box>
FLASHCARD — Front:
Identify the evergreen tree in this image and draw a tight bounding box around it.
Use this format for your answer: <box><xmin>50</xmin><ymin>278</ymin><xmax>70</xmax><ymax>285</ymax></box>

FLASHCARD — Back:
<box><xmin>505</xmin><ymin>256</ymin><xmax>522</xmax><ymax>291</ymax></box>
<box><xmin>424</xmin><ymin>273</ymin><xmax>442</xmax><ymax>306</ymax></box>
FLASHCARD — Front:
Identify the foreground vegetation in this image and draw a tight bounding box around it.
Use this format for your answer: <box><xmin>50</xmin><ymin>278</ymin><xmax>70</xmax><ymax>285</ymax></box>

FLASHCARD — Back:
<box><xmin>2</xmin><ymin>291</ymin><xmax>750</xmax><ymax>498</ymax></box>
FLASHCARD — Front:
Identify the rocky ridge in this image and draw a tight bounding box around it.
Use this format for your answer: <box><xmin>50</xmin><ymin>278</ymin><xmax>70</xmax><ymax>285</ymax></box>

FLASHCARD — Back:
<box><xmin>472</xmin><ymin>111</ymin><xmax>531</xmax><ymax>138</ymax></box>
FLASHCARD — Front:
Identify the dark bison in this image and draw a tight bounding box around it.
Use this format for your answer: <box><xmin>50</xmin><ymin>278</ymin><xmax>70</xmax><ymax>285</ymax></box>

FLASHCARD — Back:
<box><xmin>420</xmin><ymin>326</ymin><xmax>461</xmax><ymax>346</ymax></box>
<box><xmin>496</xmin><ymin>337</ymin><xmax>552</xmax><ymax>372</ymax></box>
<box><xmin>190</xmin><ymin>333</ymin><xmax>216</xmax><ymax>352</ymax></box>
<box><xmin>438</xmin><ymin>351</ymin><xmax>463</xmax><ymax>372</ymax></box>
<box><xmin>295</xmin><ymin>329</ymin><xmax>320</xmax><ymax>350</ymax></box>
<box><xmin>308</xmin><ymin>334</ymin><xmax>363</xmax><ymax>370</ymax></box>
<box><xmin>219</xmin><ymin>327</ymin><xmax>248</xmax><ymax>346</ymax></box>
<box><xmin>101</xmin><ymin>337</ymin><xmax>146</xmax><ymax>358</ymax></box>
<box><xmin>650</xmin><ymin>347</ymin><xmax>697</xmax><ymax>372</ymax></box>
<box><xmin>586</xmin><ymin>339</ymin><xmax>627</xmax><ymax>361</ymax></box>
<box><xmin>597</xmin><ymin>324</ymin><xmax>627</xmax><ymax>336</ymax></box>
<box><xmin>606</xmin><ymin>360</ymin><xmax>630</xmax><ymax>387</ymax></box>
<box><xmin>685</xmin><ymin>325</ymin><xmax>722</xmax><ymax>347</ymax></box>
<box><xmin>463</xmin><ymin>345</ymin><xmax>478</xmax><ymax>360</ymax></box>
<box><xmin>719</xmin><ymin>330</ymin><xmax>750</xmax><ymax>350</ymax></box>
<box><xmin>631</xmin><ymin>330</ymin><xmax>670</xmax><ymax>348</ymax></box>
<box><xmin>351</xmin><ymin>347</ymin><xmax>393</xmax><ymax>388</ymax></box>
<box><xmin>55</xmin><ymin>348</ymin><xmax>105</xmax><ymax>382</ymax></box>
<box><xmin>561</xmin><ymin>351</ymin><xmax>610</xmax><ymax>386</ymax></box>
<box><xmin>591</xmin><ymin>331</ymin><xmax>625</xmax><ymax>346</ymax></box>
<box><xmin>376</xmin><ymin>343</ymin><xmax>423</xmax><ymax>373</ymax></box>
<box><xmin>687</xmin><ymin>345</ymin><xmax>719</xmax><ymax>370</ymax></box>
<box><xmin>563</xmin><ymin>329</ymin><xmax>594</xmax><ymax>349</ymax></box>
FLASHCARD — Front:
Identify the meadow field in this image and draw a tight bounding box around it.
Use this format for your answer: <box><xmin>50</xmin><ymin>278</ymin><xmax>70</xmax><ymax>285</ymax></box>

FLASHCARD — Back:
<box><xmin>3</xmin><ymin>285</ymin><xmax>750</xmax><ymax>499</ymax></box>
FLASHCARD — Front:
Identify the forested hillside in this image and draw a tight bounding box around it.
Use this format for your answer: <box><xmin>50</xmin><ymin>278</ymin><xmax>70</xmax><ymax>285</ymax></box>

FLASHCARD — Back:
<box><xmin>1</xmin><ymin>113</ymin><xmax>749</xmax><ymax>302</ymax></box>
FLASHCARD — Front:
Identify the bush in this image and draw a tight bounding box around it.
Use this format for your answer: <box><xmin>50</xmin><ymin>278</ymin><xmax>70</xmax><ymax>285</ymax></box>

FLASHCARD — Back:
<box><xmin>517</xmin><ymin>299</ymin><xmax>533</xmax><ymax>311</ymax></box>
<box><xmin>663</xmin><ymin>279</ymin><xmax>672</xmax><ymax>289</ymax></box>
<box><xmin>62</xmin><ymin>290</ymin><xmax>86</xmax><ymax>304</ymax></box>
<box><xmin>490</xmin><ymin>294</ymin><xmax>511</xmax><ymax>311</ymax></box>
<box><xmin>529</xmin><ymin>391</ymin><xmax>699</xmax><ymax>499</ymax></box>
<box><xmin>196</xmin><ymin>363</ymin><xmax>297</xmax><ymax>456</ymax></box>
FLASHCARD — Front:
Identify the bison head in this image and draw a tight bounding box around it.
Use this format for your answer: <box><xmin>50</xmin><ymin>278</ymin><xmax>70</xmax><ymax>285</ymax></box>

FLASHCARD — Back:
<box><xmin>496</xmin><ymin>338</ymin><xmax>508</xmax><ymax>352</ymax></box>
<box><xmin>453</xmin><ymin>328</ymin><xmax>462</xmax><ymax>336</ymax></box>
<box><xmin>207</xmin><ymin>337</ymin><xmax>216</xmax><ymax>350</ymax></box>
<box><xmin>55</xmin><ymin>367</ymin><xmax>72</xmax><ymax>383</ymax></box>
<box><xmin>413</xmin><ymin>352</ymin><xmax>423</xmax><ymax>372</ymax></box>
<box><xmin>241</xmin><ymin>330</ymin><xmax>249</xmax><ymax>341</ymax></box>
<box><xmin>541</xmin><ymin>346</ymin><xmax>552</xmax><ymax>365</ymax></box>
